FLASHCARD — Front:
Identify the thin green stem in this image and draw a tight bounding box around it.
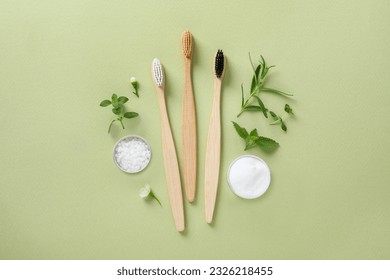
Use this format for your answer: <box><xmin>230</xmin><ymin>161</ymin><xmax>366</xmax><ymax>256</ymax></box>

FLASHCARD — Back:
<box><xmin>108</xmin><ymin>119</ymin><xmax>116</xmax><ymax>133</ymax></box>
<box><xmin>118</xmin><ymin>117</ymin><xmax>125</xmax><ymax>129</ymax></box>
<box><xmin>270</xmin><ymin>113</ymin><xmax>289</xmax><ymax>125</ymax></box>
<box><xmin>151</xmin><ymin>192</ymin><xmax>162</xmax><ymax>207</ymax></box>
<box><xmin>269</xmin><ymin>118</ymin><xmax>281</xmax><ymax>125</ymax></box>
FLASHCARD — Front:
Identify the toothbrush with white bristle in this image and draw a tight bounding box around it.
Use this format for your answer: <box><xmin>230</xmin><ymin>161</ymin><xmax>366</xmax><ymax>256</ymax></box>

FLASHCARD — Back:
<box><xmin>151</xmin><ymin>58</ymin><xmax>185</xmax><ymax>232</ymax></box>
<box><xmin>204</xmin><ymin>50</ymin><xmax>226</xmax><ymax>224</ymax></box>
<box><xmin>181</xmin><ymin>30</ymin><xmax>197</xmax><ymax>203</ymax></box>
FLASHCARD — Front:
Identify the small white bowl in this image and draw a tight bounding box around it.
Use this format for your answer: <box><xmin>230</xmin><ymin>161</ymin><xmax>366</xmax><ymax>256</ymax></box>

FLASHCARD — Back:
<box><xmin>227</xmin><ymin>155</ymin><xmax>271</xmax><ymax>199</ymax></box>
<box><xmin>113</xmin><ymin>135</ymin><xmax>152</xmax><ymax>173</ymax></box>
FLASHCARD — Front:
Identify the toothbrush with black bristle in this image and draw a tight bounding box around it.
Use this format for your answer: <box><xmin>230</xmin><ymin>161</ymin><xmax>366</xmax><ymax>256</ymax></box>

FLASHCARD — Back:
<box><xmin>151</xmin><ymin>58</ymin><xmax>185</xmax><ymax>232</ymax></box>
<box><xmin>181</xmin><ymin>30</ymin><xmax>197</xmax><ymax>203</ymax></box>
<box><xmin>204</xmin><ymin>49</ymin><xmax>226</xmax><ymax>224</ymax></box>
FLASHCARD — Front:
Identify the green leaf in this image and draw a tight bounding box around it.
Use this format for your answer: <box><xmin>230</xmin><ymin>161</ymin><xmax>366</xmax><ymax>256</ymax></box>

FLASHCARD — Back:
<box><xmin>240</xmin><ymin>84</ymin><xmax>244</xmax><ymax>107</ymax></box>
<box><xmin>232</xmin><ymin>121</ymin><xmax>248</xmax><ymax>139</ymax></box>
<box><xmin>249</xmin><ymin>128</ymin><xmax>259</xmax><ymax>137</ymax></box>
<box><xmin>281</xmin><ymin>121</ymin><xmax>287</xmax><ymax>132</ymax></box>
<box><xmin>256</xmin><ymin>136</ymin><xmax>279</xmax><ymax>151</ymax></box>
<box><xmin>284</xmin><ymin>104</ymin><xmax>293</xmax><ymax>114</ymax></box>
<box><xmin>253</xmin><ymin>96</ymin><xmax>268</xmax><ymax>118</ymax></box>
<box><xmin>261</xmin><ymin>87</ymin><xmax>293</xmax><ymax>97</ymax></box>
<box><xmin>261</xmin><ymin>65</ymin><xmax>275</xmax><ymax>79</ymax></box>
<box><xmin>250</xmin><ymin>64</ymin><xmax>261</xmax><ymax>93</ymax></box>
<box><xmin>255</xmin><ymin>64</ymin><xmax>261</xmax><ymax>81</ymax></box>
<box><xmin>112</xmin><ymin>102</ymin><xmax>119</xmax><ymax>108</ymax></box>
<box><xmin>269</xmin><ymin>111</ymin><xmax>277</xmax><ymax>118</ymax></box>
<box><xmin>250</xmin><ymin>65</ymin><xmax>261</xmax><ymax>94</ymax></box>
<box><xmin>123</xmin><ymin>112</ymin><xmax>139</xmax><ymax>119</ymax></box>
<box><xmin>243</xmin><ymin>105</ymin><xmax>262</xmax><ymax>112</ymax></box>
<box><xmin>112</xmin><ymin>107</ymin><xmax>122</xmax><ymax>115</ymax></box>
<box><xmin>250</xmin><ymin>76</ymin><xmax>256</xmax><ymax>94</ymax></box>
<box><xmin>118</xmin><ymin>96</ymin><xmax>129</xmax><ymax>105</ymax></box>
<box><xmin>111</xmin><ymin>94</ymin><xmax>118</xmax><ymax>102</ymax></box>
<box><xmin>260</xmin><ymin>55</ymin><xmax>266</xmax><ymax>70</ymax></box>
<box><xmin>112</xmin><ymin>99</ymin><xmax>119</xmax><ymax>109</ymax></box>
<box><xmin>245</xmin><ymin>136</ymin><xmax>258</xmax><ymax>151</ymax></box>
<box><xmin>100</xmin><ymin>100</ymin><xmax>111</xmax><ymax>107</ymax></box>
<box><xmin>261</xmin><ymin>67</ymin><xmax>269</xmax><ymax>79</ymax></box>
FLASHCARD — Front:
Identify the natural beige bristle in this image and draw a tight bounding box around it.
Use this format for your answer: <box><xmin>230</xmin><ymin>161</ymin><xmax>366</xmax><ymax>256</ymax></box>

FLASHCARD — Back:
<box><xmin>181</xmin><ymin>30</ymin><xmax>192</xmax><ymax>58</ymax></box>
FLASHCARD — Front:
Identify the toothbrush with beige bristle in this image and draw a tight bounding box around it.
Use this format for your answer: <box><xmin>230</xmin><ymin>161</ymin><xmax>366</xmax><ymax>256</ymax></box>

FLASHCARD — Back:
<box><xmin>151</xmin><ymin>58</ymin><xmax>185</xmax><ymax>232</ymax></box>
<box><xmin>181</xmin><ymin>30</ymin><xmax>197</xmax><ymax>202</ymax></box>
<box><xmin>204</xmin><ymin>50</ymin><xmax>226</xmax><ymax>224</ymax></box>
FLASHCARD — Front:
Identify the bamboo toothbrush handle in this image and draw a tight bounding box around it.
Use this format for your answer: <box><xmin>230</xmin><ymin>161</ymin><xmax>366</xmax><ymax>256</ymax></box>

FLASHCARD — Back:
<box><xmin>182</xmin><ymin>59</ymin><xmax>197</xmax><ymax>202</ymax></box>
<box><xmin>204</xmin><ymin>79</ymin><xmax>222</xmax><ymax>224</ymax></box>
<box><xmin>157</xmin><ymin>89</ymin><xmax>185</xmax><ymax>232</ymax></box>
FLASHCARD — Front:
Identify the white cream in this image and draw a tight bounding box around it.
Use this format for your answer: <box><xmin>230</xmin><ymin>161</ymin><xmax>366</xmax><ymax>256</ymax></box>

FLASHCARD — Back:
<box><xmin>227</xmin><ymin>155</ymin><xmax>271</xmax><ymax>199</ymax></box>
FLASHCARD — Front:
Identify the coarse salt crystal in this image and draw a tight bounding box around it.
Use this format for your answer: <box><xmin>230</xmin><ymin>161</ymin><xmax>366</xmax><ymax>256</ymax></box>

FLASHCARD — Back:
<box><xmin>113</xmin><ymin>136</ymin><xmax>151</xmax><ymax>173</ymax></box>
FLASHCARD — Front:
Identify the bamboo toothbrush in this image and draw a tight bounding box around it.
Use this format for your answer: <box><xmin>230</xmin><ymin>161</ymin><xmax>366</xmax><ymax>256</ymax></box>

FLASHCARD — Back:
<box><xmin>204</xmin><ymin>50</ymin><xmax>226</xmax><ymax>224</ymax></box>
<box><xmin>151</xmin><ymin>58</ymin><xmax>185</xmax><ymax>232</ymax></box>
<box><xmin>181</xmin><ymin>30</ymin><xmax>197</xmax><ymax>202</ymax></box>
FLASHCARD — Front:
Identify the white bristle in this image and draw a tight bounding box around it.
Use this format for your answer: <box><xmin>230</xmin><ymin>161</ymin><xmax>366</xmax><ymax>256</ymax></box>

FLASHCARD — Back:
<box><xmin>152</xmin><ymin>58</ymin><xmax>164</xmax><ymax>87</ymax></box>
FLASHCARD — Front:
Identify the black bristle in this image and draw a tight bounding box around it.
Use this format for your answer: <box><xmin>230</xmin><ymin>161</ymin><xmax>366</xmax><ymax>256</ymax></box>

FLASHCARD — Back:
<box><xmin>215</xmin><ymin>49</ymin><xmax>224</xmax><ymax>78</ymax></box>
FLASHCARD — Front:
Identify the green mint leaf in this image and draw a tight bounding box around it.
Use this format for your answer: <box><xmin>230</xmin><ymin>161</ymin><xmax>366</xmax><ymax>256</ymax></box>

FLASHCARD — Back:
<box><xmin>100</xmin><ymin>100</ymin><xmax>111</xmax><ymax>107</ymax></box>
<box><xmin>245</xmin><ymin>137</ymin><xmax>257</xmax><ymax>151</ymax></box>
<box><xmin>256</xmin><ymin>136</ymin><xmax>279</xmax><ymax>151</ymax></box>
<box><xmin>232</xmin><ymin>121</ymin><xmax>248</xmax><ymax>139</ymax></box>
<box><xmin>249</xmin><ymin>128</ymin><xmax>259</xmax><ymax>137</ymax></box>
<box><xmin>269</xmin><ymin>111</ymin><xmax>277</xmax><ymax>118</ymax></box>
<box><xmin>118</xmin><ymin>96</ymin><xmax>129</xmax><ymax>105</ymax></box>
<box><xmin>123</xmin><ymin>112</ymin><xmax>139</xmax><ymax>119</ymax></box>
<box><xmin>112</xmin><ymin>102</ymin><xmax>119</xmax><ymax>108</ymax></box>
<box><xmin>112</xmin><ymin>107</ymin><xmax>122</xmax><ymax>115</ymax></box>
<box><xmin>111</xmin><ymin>94</ymin><xmax>120</xmax><ymax>108</ymax></box>
<box><xmin>262</xmin><ymin>87</ymin><xmax>293</xmax><ymax>97</ymax></box>
<box><xmin>284</xmin><ymin>104</ymin><xmax>293</xmax><ymax>114</ymax></box>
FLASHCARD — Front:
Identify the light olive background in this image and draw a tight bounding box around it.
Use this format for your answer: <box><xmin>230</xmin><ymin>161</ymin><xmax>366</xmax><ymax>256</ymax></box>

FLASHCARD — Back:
<box><xmin>1</xmin><ymin>0</ymin><xmax>389</xmax><ymax>260</ymax></box>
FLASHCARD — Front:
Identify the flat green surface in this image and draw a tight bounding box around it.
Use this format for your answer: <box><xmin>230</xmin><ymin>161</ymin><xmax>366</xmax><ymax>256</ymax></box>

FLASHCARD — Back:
<box><xmin>1</xmin><ymin>0</ymin><xmax>390</xmax><ymax>259</ymax></box>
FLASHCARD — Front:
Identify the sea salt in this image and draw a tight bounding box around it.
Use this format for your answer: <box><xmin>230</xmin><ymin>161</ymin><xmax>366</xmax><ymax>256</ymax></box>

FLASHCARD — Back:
<box><xmin>227</xmin><ymin>155</ymin><xmax>271</xmax><ymax>199</ymax></box>
<box><xmin>113</xmin><ymin>136</ymin><xmax>151</xmax><ymax>173</ymax></box>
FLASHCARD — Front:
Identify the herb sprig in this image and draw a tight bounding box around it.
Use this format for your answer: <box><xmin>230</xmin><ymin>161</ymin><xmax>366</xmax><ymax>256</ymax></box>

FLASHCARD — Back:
<box><xmin>139</xmin><ymin>184</ymin><xmax>162</xmax><ymax>207</ymax></box>
<box><xmin>270</xmin><ymin>104</ymin><xmax>294</xmax><ymax>131</ymax></box>
<box><xmin>100</xmin><ymin>93</ymin><xmax>139</xmax><ymax>133</ymax></box>
<box><xmin>130</xmin><ymin>77</ymin><xmax>139</xmax><ymax>98</ymax></box>
<box><xmin>232</xmin><ymin>122</ymin><xmax>279</xmax><ymax>152</ymax></box>
<box><xmin>237</xmin><ymin>53</ymin><xmax>293</xmax><ymax>118</ymax></box>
